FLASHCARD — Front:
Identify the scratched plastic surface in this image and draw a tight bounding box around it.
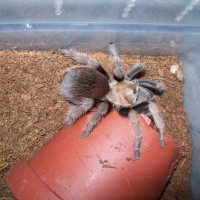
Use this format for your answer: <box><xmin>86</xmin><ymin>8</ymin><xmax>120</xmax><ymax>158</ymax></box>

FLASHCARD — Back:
<box><xmin>1</xmin><ymin>1</ymin><xmax>200</xmax><ymax>199</ymax></box>
<box><xmin>0</xmin><ymin>0</ymin><xmax>200</xmax><ymax>54</ymax></box>
<box><xmin>6</xmin><ymin>111</ymin><xmax>179</xmax><ymax>200</ymax></box>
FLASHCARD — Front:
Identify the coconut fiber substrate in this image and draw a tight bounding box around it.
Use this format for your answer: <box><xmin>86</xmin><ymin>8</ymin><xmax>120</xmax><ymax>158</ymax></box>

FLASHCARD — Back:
<box><xmin>0</xmin><ymin>50</ymin><xmax>191</xmax><ymax>199</ymax></box>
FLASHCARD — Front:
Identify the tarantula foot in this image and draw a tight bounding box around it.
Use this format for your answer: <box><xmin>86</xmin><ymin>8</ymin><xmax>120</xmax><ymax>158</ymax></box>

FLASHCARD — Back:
<box><xmin>158</xmin><ymin>130</ymin><xmax>165</xmax><ymax>148</ymax></box>
<box><xmin>66</xmin><ymin>117</ymin><xmax>76</xmax><ymax>126</ymax></box>
<box><xmin>159</xmin><ymin>140</ymin><xmax>165</xmax><ymax>148</ymax></box>
<box><xmin>133</xmin><ymin>137</ymin><xmax>141</xmax><ymax>160</ymax></box>
<box><xmin>134</xmin><ymin>150</ymin><xmax>140</xmax><ymax>160</ymax></box>
<box><xmin>81</xmin><ymin>130</ymin><xmax>90</xmax><ymax>140</ymax></box>
<box><xmin>114</xmin><ymin>68</ymin><xmax>125</xmax><ymax>80</ymax></box>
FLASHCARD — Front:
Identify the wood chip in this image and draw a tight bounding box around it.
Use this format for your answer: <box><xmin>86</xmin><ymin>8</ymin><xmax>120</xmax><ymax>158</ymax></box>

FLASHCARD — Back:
<box><xmin>20</xmin><ymin>93</ymin><xmax>31</xmax><ymax>101</ymax></box>
<box><xmin>158</xmin><ymin>68</ymin><xmax>164</xmax><ymax>77</ymax></box>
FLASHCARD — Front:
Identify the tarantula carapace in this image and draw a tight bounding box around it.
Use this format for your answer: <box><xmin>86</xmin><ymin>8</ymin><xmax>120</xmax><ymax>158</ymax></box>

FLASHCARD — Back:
<box><xmin>59</xmin><ymin>43</ymin><xmax>165</xmax><ymax>159</ymax></box>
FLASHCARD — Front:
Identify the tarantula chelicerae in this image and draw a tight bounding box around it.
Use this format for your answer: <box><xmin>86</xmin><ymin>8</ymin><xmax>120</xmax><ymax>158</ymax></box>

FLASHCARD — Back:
<box><xmin>59</xmin><ymin>43</ymin><xmax>165</xmax><ymax>159</ymax></box>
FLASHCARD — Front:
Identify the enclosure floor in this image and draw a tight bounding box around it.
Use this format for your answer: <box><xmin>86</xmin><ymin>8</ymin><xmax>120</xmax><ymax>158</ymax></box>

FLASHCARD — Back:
<box><xmin>0</xmin><ymin>50</ymin><xmax>191</xmax><ymax>199</ymax></box>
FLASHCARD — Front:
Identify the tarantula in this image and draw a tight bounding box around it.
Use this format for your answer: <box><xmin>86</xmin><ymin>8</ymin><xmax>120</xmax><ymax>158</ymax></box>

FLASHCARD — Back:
<box><xmin>59</xmin><ymin>43</ymin><xmax>165</xmax><ymax>160</ymax></box>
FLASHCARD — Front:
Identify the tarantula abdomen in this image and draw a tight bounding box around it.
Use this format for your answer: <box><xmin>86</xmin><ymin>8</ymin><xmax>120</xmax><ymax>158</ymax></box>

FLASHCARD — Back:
<box><xmin>60</xmin><ymin>66</ymin><xmax>110</xmax><ymax>104</ymax></box>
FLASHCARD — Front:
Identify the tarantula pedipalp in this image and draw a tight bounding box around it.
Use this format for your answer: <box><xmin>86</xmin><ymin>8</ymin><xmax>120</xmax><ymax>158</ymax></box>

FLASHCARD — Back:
<box><xmin>59</xmin><ymin>43</ymin><xmax>165</xmax><ymax>160</ymax></box>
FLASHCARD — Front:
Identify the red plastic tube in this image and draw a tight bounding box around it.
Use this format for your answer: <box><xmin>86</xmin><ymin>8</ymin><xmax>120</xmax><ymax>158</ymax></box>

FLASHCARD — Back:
<box><xmin>5</xmin><ymin>111</ymin><xmax>179</xmax><ymax>200</ymax></box>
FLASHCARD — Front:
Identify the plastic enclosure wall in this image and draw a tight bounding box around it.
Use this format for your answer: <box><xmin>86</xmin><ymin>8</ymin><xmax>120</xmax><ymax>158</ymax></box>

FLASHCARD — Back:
<box><xmin>1</xmin><ymin>0</ymin><xmax>200</xmax><ymax>199</ymax></box>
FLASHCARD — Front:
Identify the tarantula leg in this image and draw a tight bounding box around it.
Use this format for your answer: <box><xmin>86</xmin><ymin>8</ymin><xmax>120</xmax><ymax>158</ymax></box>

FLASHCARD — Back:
<box><xmin>109</xmin><ymin>43</ymin><xmax>125</xmax><ymax>80</ymax></box>
<box><xmin>128</xmin><ymin>110</ymin><xmax>142</xmax><ymax>160</ymax></box>
<box><xmin>81</xmin><ymin>102</ymin><xmax>109</xmax><ymax>139</ymax></box>
<box><xmin>148</xmin><ymin>102</ymin><xmax>165</xmax><ymax>148</ymax></box>
<box><xmin>138</xmin><ymin>80</ymin><xmax>164</xmax><ymax>94</ymax></box>
<box><xmin>65</xmin><ymin>99</ymin><xmax>94</xmax><ymax>126</ymax></box>
<box><xmin>133</xmin><ymin>86</ymin><xmax>155</xmax><ymax>107</ymax></box>
<box><xmin>125</xmin><ymin>63</ymin><xmax>145</xmax><ymax>81</ymax></box>
<box><xmin>59</xmin><ymin>48</ymin><xmax>109</xmax><ymax>78</ymax></box>
<box><xmin>59</xmin><ymin>48</ymin><xmax>99</xmax><ymax>67</ymax></box>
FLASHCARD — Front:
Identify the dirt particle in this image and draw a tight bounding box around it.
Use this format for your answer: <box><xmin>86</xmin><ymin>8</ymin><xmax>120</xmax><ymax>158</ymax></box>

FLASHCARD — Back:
<box><xmin>126</xmin><ymin>157</ymin><xmax>131</xmax><ymax>161</ymax></box>
<box><xmin>102</xmin><ymin>164</ymin><xmax>116</xmax><ymax>169</ymax></box>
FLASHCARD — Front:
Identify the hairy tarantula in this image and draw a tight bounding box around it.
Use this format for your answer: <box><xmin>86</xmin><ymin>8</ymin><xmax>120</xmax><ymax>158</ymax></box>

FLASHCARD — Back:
<box><xmin>59</xmin><ymin>43</ymin><xmax>165</xmax><ymax>159</ymax></box>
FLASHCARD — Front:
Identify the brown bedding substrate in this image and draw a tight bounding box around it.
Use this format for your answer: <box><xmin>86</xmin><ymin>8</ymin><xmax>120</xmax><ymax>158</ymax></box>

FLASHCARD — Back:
<box><xmin>0</xmin><ymin>50</ymin><xmax>191</xmax><ymax>199</ymax></box>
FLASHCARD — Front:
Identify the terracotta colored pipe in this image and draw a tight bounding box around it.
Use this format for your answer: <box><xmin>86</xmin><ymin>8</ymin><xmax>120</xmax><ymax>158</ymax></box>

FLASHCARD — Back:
<box><xmin>5</xmin><ymin>111</ymin><xmax>179</xmax><ymax>200</ymax></box>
